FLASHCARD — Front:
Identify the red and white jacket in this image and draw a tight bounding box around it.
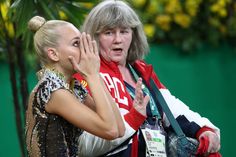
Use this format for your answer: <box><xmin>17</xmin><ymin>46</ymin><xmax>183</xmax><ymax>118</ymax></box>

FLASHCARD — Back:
<box><xmin>74</xmin><ymin>57</ymin><xmax>220</xmax><ymax>157</ymax></box>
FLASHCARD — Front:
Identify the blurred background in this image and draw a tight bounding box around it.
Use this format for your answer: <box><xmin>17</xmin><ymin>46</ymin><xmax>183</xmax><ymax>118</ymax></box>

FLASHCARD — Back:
<box><xmin>0</xmin><ymin>0</ymin><xmax>235</xmax><ymax>156</ymax></box>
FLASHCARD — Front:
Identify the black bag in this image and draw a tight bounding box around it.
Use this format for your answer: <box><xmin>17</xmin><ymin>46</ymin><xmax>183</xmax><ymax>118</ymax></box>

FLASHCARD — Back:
<box><xmin>149</xmin><ymin>79</ymin><xmax>199</xmax><ymax>157</ymax></box>
<box><xmin>167</xmin><ymin>130</ymin><xmax>199</xmax><ymax>157</ymax></box>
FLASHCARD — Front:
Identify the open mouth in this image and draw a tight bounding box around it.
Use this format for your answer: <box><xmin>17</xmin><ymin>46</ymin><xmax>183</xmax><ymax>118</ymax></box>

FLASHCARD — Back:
<box><xmin>112</xmin><ymin>48</ymin><xmax>123</xmax><ymax>53</ymax></box>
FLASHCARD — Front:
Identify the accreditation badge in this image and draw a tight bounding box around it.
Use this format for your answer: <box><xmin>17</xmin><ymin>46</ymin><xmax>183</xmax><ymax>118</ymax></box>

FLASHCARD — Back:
<box><xmin>141</xmin><ymin>127</ymin><xmax>167</xmax><ymax>157</ymax></box>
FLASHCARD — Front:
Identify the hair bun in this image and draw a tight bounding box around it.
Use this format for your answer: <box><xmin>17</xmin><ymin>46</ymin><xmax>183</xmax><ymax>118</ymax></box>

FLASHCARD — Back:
<box><xmin>28</xmin><ymin>16</ymin><xmax>46</xmax><ymax>32</ymax></box>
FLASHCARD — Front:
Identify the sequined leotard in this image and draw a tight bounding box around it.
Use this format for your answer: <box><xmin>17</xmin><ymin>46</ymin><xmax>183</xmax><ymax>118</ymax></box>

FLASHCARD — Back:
<box><xmin>25</xmin><ymin>69</ymin><xmax>88</xmax><ymax>157</ymax></box>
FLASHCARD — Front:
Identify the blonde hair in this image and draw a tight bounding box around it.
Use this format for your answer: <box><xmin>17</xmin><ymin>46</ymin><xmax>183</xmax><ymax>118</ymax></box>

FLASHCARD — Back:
<box><xmin>82</xmin><ymin>0</ymin><xmax>149</xmax><ymax>63</ymax></box>
<box><xmin>28</xmin><ymin>16</ymin><xmax>71</xmax><ymax>66</ymax></box>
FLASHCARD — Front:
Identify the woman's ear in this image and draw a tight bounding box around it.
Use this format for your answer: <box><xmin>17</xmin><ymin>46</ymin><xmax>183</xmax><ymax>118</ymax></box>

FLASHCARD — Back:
<box><xmin>47</xmin><ymin>48</ymin><xmax>59</xmax><ymax>61</ymax></box>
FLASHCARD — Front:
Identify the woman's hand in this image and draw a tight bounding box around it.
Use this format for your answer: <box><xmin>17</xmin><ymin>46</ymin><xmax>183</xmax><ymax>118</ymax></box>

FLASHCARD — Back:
<box><xmin>133</xmin><ymin>78</ymin><xmax>149</xmax><ymax>116</ymax></box>
<box><xmin>198</xmin><ymin>131</ymin><xmax>221</xmax><ymax>155</ymax></box>
<box><xmin>69</xmin><ymin>32</ymin><xmax>100</xmax><ymax>78</ymax></box>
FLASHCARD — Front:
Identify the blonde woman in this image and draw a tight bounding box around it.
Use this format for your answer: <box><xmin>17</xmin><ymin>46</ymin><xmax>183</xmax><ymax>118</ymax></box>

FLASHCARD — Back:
<box><xmin>25</xmin><ymin>15</ymin><xmax>137</xmax><ymax>156</ymax></box>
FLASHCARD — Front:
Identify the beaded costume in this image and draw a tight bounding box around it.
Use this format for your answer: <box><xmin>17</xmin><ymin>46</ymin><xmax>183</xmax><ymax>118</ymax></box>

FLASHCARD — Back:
<box><xmin>26</xmin><ymin>69</ymin><xmax>87</xmax><ymax>157</ymax></box>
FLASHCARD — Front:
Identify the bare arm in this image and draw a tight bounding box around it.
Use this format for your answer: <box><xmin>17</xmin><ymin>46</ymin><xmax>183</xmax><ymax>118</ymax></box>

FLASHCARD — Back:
<box><xmin>46</xmin><ymin>33</ymin><xmax>121</xmax><ymax>140</ymax></box>
<box><xmin>77</xmin><ymin>77</ymin><xmax>150</xmax><ymax>157</ymax></box>
<box><xmin>99</xmin><ymin>75</ymin><xmax>125</xmax><ymax>137</ymax></box>
<box><xmin>45</xmin><ymin>89</ymin><xmax>117</xmax><ymax>140</ymax></box>
<box><xmin>83</xmin><ymin>95</ymin><xmax>96</xmax><ymax>111</ymax></box>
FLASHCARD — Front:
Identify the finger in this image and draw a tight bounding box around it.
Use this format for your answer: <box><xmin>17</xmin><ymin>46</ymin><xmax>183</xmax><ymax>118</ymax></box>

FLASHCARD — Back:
<box><xmin>207</xmin><ymin>133</ymin><xmax>220</xmax><ymax>153</ymax></box>
<box><xmin>135</xmin><ymin>86</ymin><xmax>142</xmax><ymax>101</ymax></box>
<box><xmin>135</xmin><ymin>78</ymin><xmax>142</xmax><ymax>94</ymax></box>
<box><xmin>143</xmin><ymin>95</ymin><xmax>150</xmax><ymax>107</ymax></box>
<box><xmin>137</xmin><ymin>90</ymin><xmax>144</xmax><ymax>104</ymax></box>
<box><xmin>92</xmin><ymin>40</ymin><xmax>99</xmax><ymax>56</ymax></box>
<box><xmin>207</xmin><ymin>139</ymin><xmax>213</xmax><ymax>153</ymax></box>
<box><xmin>216</xmin><ymin>143</ymin><xmax>221</xmax><ymax>152</ymax></box>
<box><xmin>83</xmin><ymin>33</ymin><xmax>90</xmax><ymax>54</ymax></box>
<box><xmin>87</xmin><ymin>34</ymin><xmax>94</xmax><ymax>54</ymax></box>
<box><xmin>80</xmin><ymin>33</ymin><xmax>86</xmax><ymax>56</ymax></box>
<box><xmin>137</xmin><ymin>77</ymin><xmax>142</xmax><ymax>85</ymax></box>
<box><xmin>134</xmin><ymin>90</ymin><xmax>142</xmax><ymax>106</ymax></box>
<box><xmin>136</xmin><ymin>78</ymin><xmax>144</xmax><ymax>102</ymax></box>
<box><xmin>210</xmin><ymin>139</ymin><xmax>220</xmax><ymax>153</ymax></box>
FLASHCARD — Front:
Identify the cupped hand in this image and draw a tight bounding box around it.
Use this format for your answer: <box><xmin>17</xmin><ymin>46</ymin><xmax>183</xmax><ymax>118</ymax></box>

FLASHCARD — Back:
<box><xmin>198</xmin><ymin>131</ymin><xmax>221</xmax><ymax>154</ymax></box>
<box><xmin>69</xmin><ymin>32</ymin><xmax>100</xmax><ymax>78</ymax></box>
<box><xmin>133</xmin><ymin>78</ymin><xmax>149</xmax><ymax>116</ymax></box>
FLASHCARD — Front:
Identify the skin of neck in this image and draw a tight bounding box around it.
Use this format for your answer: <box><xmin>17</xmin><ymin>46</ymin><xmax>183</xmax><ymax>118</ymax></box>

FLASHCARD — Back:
<box><xmin>118</xmin><ymin>63</ymin><xmax>136</xmax><ymax>87</ymax></box>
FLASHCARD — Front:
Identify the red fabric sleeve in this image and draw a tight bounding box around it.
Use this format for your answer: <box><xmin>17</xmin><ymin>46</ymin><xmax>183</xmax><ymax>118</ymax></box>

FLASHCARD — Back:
<box><xmin>196</xmin><ymin>126</ymin><xmax>221</xmax><ymax>157</ymax></box>
<box><xmin>124</xmin><ymin>107</ymin><xmax>146</xmax><ymax>130</ymax></box>
<box><xmin>196</xmin><ymin>126</ymin><xmax>215</xmax><ymax>139</ymax></box>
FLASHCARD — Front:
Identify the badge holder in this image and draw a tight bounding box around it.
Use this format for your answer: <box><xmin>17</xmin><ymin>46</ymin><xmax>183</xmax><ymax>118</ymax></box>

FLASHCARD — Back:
<box><xmin>141</xmin><ymin>119</ymin><xmax>167</xmax><ymax>157</ymax></box>
<box><xmin>128</xmin><ymin>64</ymin><xmax>167</xmax><ymax>156</ymax></box>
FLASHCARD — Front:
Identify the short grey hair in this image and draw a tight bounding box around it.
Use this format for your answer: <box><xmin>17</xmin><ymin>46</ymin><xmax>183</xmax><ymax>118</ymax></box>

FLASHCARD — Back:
<box><xmin>82</xmin><ymin>0</ymin><xmax>149</xmax><ymax>63</ymax></box>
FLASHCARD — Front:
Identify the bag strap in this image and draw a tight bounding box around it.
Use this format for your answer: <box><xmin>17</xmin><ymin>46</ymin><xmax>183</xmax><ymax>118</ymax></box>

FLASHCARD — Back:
<box><xmin>149</xmin><ymin>78</ymin><xmax>189</xmax><ymax>145</ymax></box>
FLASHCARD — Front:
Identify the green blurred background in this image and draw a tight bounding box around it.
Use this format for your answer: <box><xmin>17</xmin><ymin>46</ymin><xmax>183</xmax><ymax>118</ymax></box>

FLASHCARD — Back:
<box><xmin>1</xmin><ymin>0</ymin><xmax>236</xmax><ymax>156</ymax></box>
<box><xmin>1</xmin><ymin>44</ymin><xmax>235</xmax><ymax>156</ymax></box>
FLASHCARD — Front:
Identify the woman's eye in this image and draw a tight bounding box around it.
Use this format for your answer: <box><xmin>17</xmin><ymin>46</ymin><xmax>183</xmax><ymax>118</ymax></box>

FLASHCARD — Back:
<box><xmin>73</xmin><ymin>41</ymin><xmax>80</xmax><ymax>47</ymax></box>
<box><xmin>121</xmin><ymin>29</ymin><xmax>130</xmax><ymax>34</ymax></box>
<box><xmin>104</xmin><ymin>31</ymin><xmax>112</xmax><ymax>35</ymax></box>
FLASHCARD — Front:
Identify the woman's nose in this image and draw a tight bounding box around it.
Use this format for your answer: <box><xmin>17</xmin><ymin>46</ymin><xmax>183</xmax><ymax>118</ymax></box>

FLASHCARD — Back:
<box><xmin>114</xmin><ymin>32</ymin><xmax>122</xmax><ymax>43</ymax></box>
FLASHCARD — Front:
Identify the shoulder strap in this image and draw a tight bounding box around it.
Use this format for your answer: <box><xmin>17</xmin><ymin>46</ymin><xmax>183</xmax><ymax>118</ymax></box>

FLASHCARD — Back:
<box><xmin>128</xmin><ymin>64</ymin><xmax>162</xmax><ymax>119</ymax></box>
<box><xmin>149</xmin><ymin>79</ymin><xmax>189</xmax><ymax>145</ymax></box>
